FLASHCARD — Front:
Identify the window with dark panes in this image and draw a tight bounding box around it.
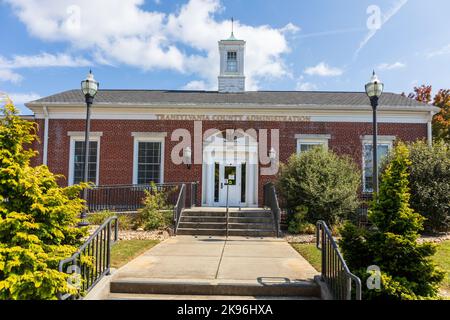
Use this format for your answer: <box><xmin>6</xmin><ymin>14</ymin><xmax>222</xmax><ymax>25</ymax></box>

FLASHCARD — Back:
<box><xmin>137</xmin><ymin>141</ymin><xmax>162</xmax><ymax>184</ymax></box>
<box><xmin>73</xmin><ymin>141</ymin><xmax>98</xmax><ymax>185</ymax></box>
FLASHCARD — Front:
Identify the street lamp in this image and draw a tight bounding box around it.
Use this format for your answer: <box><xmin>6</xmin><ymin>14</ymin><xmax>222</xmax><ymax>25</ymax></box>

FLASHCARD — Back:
<box><xmin>365</xmin><ymin>71</ymin><xmax>384</xmax><ymax>194</ymax></box>
<box><xmin>79</xmin><ymin>70</ymin><xmax>99</xmax><ymax>226</ymax></box>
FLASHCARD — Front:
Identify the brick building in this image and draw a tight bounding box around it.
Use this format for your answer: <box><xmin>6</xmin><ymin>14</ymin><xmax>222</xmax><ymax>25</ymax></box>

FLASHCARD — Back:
<box><xmin>25</xmin><ymin>33</ymin><xmax>438</xmax><ymax>208</ymax></box>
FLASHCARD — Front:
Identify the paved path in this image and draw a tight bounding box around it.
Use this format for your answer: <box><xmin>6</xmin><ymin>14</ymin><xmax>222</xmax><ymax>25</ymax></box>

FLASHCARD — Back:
<box><xmin>115</xmin><ymin>236</ymin><xmax>318</xmax><ymax>283</ymax></box>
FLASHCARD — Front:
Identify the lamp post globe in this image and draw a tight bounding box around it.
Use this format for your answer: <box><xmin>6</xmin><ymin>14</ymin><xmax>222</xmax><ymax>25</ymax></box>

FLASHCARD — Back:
<box><xmin>79</xmin><ymin>70</ymin><xmax>99</xmax><ymax>227</ymax></box>
<box><xmin>365</xmin><ymin>71</ymin><xmax>384</xmax><ymax>195</ymax></box>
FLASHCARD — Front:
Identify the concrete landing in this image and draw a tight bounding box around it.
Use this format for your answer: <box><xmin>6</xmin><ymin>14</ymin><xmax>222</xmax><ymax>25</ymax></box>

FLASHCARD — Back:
<box><xmin>109</xmin><ymin>236</ymin><xmax>320</xmax><ymax>299</ymax></box>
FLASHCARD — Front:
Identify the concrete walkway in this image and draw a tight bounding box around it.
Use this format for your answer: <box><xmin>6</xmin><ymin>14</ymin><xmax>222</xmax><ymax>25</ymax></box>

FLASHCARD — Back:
<box><xmin>115</xmin><ymin>236</ymin><xmax>318</xmax><ymax>283</ymax></box>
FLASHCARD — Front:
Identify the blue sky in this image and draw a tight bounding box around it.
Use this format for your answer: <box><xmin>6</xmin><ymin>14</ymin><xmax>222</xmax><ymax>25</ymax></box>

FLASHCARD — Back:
<box><xmin>0</xmin><ymin>0</ymin><xmax>449</xmax><ymax>114</ymax></box>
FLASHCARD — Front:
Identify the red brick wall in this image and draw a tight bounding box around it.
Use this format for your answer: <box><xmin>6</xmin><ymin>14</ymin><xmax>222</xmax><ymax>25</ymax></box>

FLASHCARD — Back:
<box><xmin>31</xmin><ymin>119</ymin><xmax>427</xmax><ymax>206</ymax></box>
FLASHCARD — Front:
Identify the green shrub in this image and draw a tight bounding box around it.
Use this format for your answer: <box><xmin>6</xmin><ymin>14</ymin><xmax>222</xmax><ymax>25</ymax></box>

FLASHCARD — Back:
<box><xmin>0</xmin><ymin>103</ymin><xmax>87</xmax><ymax>300</ymax></box>
<box><xmin>287</xmin><ymin>206</ymin><xmax>316</xmax><ymax>234</ymax></box>
<box><xmin>87</xmin><ymin>211</ymin><xmax>132</xmax><ymax>230</ymax></box>
<box><xmin>407</xmin><ymin>140</ymin><xmax>450</xmax><ymax>233</ymax></box>
<box><xmin>134</xmin><ymin>183</ymin><xmax>174</xmax><ymax>231</ymax></box>
<box><xmin>277</xmin><ymin>148</ymin><xmax>361</xmax><ymax>227</ymax></box>
<box><xmin>339</xmin><ymin>143</ymin><xmax>445</xmax><ymax>300</ymax></box>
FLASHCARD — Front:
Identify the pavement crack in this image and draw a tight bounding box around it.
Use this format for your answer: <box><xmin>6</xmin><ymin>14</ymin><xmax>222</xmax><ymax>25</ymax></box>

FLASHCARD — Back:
<box><xmin>214</xmin><ymin>238</ymin><xmax>227</xmax><ymax>279</ymax></box>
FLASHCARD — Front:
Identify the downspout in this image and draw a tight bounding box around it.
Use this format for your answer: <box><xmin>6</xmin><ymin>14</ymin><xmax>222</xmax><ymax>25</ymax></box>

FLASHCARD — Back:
<box><xmin>427</xmin><ymin>111</ymin><xmax>433</xmax><ymax>147</ymax></box>
<box><xmin>43</xmin><ymin>106</ymin><xmax>49</xmax><ymax>166</ymax></box>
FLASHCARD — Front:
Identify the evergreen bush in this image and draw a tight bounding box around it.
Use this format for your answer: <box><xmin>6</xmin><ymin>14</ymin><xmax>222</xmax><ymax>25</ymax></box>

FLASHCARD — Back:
<box><xmin>0</xmin><ymin>103</ymin><xmax>87</xmax><ymax>299</ymax></box>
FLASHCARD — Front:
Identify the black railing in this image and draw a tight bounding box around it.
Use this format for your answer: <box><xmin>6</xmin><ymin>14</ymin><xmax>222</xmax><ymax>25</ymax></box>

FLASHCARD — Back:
<box><xmin>316</xmin><ymin>220</ymin><xmax>362</xmax><ymax>300</ymax></box>
<box><xmin>263</xmin><ymin>183</ymin><xmax>281</xmax><ymax>237</ymax></box>
<box><xmin>58</xmin><ymin>216</ymin><xmax>119</xmax><ymax>300</ymax></box>
<box><xmin>173</xmin><ymin>184</ymin><xmax>186</xmax><ymax>235</ymax></box>
<box><xmin>86</xmin><ymin>182</ymin><xmax>198</xmax><ymax>212</ymax></box>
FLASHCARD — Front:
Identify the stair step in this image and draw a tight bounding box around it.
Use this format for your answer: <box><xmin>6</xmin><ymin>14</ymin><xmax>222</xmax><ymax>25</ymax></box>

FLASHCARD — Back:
<box><xmin>107</xmin><ymin>293</ymin><xmax>320</xmax><ymax>300</ymax></box>
<box><xmin>181</xmin><ymin>216</ymin><xmax>227</xmax><ymax>223</ymax></box>
<box><xmin>228</xmin><ymin>217</ymin><xmax>273</xmax><ymax>223</ymax></box>
<box><xmin>228</xmin><ymin>212</ymin><xmax>272</xmax><ymax>218</ymax></box>
<box><xmin>183</xmin><ymin>211</ymin><xmax>226</xmax><ymax>217</ymax></box>
<box><xmin>228</xmin><ymin>229</ymin><xmax>276</xmax><ymax>237</ymax></box>
<box><xmin>110</xmin><ymin>278</ymin><xmax>320</xmax><ymax>297</ymax></box>
<box><xmin>177</xmin><ymin>228</ymin><xmax>227</xmax><ymax>236</ymax></box>
<box><xmin>228</xmin><ymin>223</ymin><xmax>274</xmax><ymax>230</ymax></box>
<box><xmin>178</xmin><ymin>222</ymin><xmax>227</xmax><ymax>229</ymax></box>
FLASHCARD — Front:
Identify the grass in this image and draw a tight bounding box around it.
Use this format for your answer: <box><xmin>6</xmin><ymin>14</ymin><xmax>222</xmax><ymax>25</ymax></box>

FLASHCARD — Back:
<box><xmin>290</xmin><ymin>240</ymin><xmax>450</xmax><ymax>298</ymax></box>
<box><xmin>433</xmin><ymin>240</ymin><xmax>450</xmax><ymax>294</ymax></box>
<box><xmin>111</xmin><ymin>240</ymin><xmax>159</xmax><ymax>268</ymax></box>
<box><xmin>290</xmin><ymin>243</ymin><xmax>321</xmax><ymax>272</ymax></box>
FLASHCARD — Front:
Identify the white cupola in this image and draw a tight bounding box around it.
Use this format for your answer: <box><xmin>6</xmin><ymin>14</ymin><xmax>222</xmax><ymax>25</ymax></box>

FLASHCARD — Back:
<box><xmin>218</xmin><ymin>20</ymin><xmax>246</xmax><ymax>93</ymax></box>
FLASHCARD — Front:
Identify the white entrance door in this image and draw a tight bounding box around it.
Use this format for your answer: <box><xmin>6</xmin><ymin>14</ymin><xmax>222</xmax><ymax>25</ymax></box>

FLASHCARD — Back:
<box><xmin>219</xmin><ymin>164</ymin><xmax>242</xmax><ymax>207</ymax></box>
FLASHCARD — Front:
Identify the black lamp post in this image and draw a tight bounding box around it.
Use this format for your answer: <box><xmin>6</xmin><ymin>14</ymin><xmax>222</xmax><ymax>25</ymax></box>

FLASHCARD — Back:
<box><xmin>79</xmin><ymin>70</ymin><xmax>99</xmax><ymax>226</ymax></box>
<box><xmin>365</xmin><ymin>71</ymin><xmax>384</xmax><ymax>194</ymax></box>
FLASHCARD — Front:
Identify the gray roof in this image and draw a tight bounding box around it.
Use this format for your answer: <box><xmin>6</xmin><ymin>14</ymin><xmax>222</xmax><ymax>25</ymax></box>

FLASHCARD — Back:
<box><xmin>27</xmin><ymin>89</ymin><xmax>428</xmax><ymax>108</ymax></box>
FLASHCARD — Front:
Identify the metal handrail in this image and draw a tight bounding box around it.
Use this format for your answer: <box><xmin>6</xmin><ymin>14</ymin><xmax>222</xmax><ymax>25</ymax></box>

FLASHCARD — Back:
<box><xmin>58</xmin><ymin>216</ymin><xmax>119</xmax><ymax>300</ymax></box>
<box><xmin>316</xmin><ymin>220</ymin><xmax>362</xmax><ymax>300</ymax></box>
<box><xmin>263</xmin><ymin>183</ymin><xmax>281</xmax><ymax>237</ymax></box>
<box><xmin>173</xmin><ymin>184</ymin><xmax>186</xmax><ymax>235</ymax></box>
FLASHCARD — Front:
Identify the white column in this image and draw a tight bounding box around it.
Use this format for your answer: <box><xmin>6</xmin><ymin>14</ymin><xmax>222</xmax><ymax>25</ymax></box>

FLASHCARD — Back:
<box><xmin>43</xmin><ymin>106</ymin><xmax>49</xmax><ymax>166</ymax></box>
<box><xmin>427</xmin><ymin>111</ymin><xmax>433</xmax><ymax>147</ymax></box>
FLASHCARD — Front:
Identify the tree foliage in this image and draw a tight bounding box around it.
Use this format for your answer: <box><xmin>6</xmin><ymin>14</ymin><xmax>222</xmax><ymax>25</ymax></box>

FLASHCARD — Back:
<box><xmin>277</xmin><ymin>148</ymin><xmax>361</xmax><ymax>227</ymax></box>
<box><xmin>0</xmin><ymin>103</ymin><xmax>87</xmax><ymax>300</ymax></box>
<box><xmin>339</xmin><ymin>143</ymin><xmax>445</xmax><ymax>300</ymax></box>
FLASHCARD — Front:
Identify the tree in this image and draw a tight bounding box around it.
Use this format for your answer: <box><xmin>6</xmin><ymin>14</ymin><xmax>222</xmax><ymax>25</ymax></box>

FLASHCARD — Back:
<box><xmin>339</xmin><ymin>143</ymin><xmax>444</xmax><ymax>300</ymax></box>
<box><xmin>432</xmin><ymin>89</ymin><xmax>450</xmax><ymax>143</ymax></box>
<box><xmin>0</xmin><ymin>102</ymin><xmax>87</xmax><ymax>300</ymax></box>
<box><xmin>277</xmin><ymin>147</ymin><xmax>361</xmax><ymax>228</ymax></box>
<box><xmin>407</xmin><ymin>85</ymin><xmax>450</xmax><ymax>143</ymax></box>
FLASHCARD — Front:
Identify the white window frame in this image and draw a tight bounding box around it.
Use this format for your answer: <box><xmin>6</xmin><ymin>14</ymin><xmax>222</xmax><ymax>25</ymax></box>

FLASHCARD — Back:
<box><xmin>226</xmin><ymin>51</ymin><xmax>238</xmax><ymax>73</ymax></box>
<box><xmin>68</xmin><ymin>132</ymin><xmax>102</xmax><ymax>186</ymax></box>
<box><xmin>132</xmin><ymin>132</ymin><xmax>166</xmax><ymax>185</ymax></box>
<box><xmin>295</xmin><ymin>134</ymin><xmax>331</xmax><ymax>154</ymax></box>
<box><xmin>361</xmin><ymin>135</ymin><xmax>396</xmax><ymax>193</ymax></box>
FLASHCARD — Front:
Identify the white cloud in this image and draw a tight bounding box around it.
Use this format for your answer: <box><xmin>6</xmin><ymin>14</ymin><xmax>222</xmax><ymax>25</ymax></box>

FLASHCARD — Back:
<box><xmin>0</xmin><ymin>53</ymin><xmax>91</xmax><ymax>69</ymax></box>
<box><xmin>182</xmin><ymin>80</ymin><xmax>209</xmax><ymax>90</ymax></box>
<box><xmin>0</xmin><ymin>69</ymin><xmax>23</xmax><ymax>83</ymax></box>
<box><xmin>7</xmin><ymin>92</ymin><xmax>42</xmax><ymax>105</ymax></box>
<box><xmin>304</xmin><ymin>62</ymin><xmax>343</xmax><ymax>77</ymax></box>
<box><xmin>427</xmin><ymin>44</ymin><xmax>450</xmax><ymax>58</ymax></box>
<box><xmin>355</xmin><ymin>0</ymin><xmax>408</xmax><ymax>58</ymax></box>
<box><xmin>377</xmin><ymin>61</ymin><xmax>406</xmax><ymax>71</ymax></box>
<box><xmin>5</xmin><ymin>0</ymin><xmax>299</xmax><ymax>90</ymax></box>
<box><xmin>295</xmin><ymin>77</ymin><xmax>317</xmax><ymax>91</ymax></box>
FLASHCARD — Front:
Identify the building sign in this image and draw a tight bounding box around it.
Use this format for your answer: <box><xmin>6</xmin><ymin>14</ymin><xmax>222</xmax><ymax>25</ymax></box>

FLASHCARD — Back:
<box><xmin>156</xmin><ymin>114</ymin><xmax>311</xmax><ymax>122</ymax></box>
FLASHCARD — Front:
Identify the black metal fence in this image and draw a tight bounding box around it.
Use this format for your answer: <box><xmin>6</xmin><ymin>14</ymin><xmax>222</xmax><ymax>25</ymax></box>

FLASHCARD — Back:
<box><xmin>85</xmin><ymin>182</ymin><xmax>198</xmax><ymax>212</ymax></box>
<box><xmin>58</xmin><ymin>216</ymin><xmax>119</xmax><ymax>300</ymax></box>
<box><xmin>263</xmin><ymin>182</ymin><xmax>281</xmax><ymax>237</ymax></box>
<box><xmin>316</xmin><ymin>220</ymin><xmax>362</xmax><ymax>300</ymax></box>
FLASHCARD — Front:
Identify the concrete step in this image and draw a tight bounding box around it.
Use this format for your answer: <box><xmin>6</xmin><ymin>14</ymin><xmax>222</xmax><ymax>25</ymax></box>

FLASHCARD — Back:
<box><xmin>181</xmin><ymin>216</ymin><xmax>227</xmax><ymax>223</ymax></box>
<box><xmin>178</xmin><ymin>222</ymin><xmax>227</xmax><ymax>229</ymax></box>
<box><xmin>177</xmin><ymin>228</ymin><xmax>227</xmax><ymax>236</ymax></box>
<box><xmin>183</xmin><ymin>211</ymin><xmax>226</xmax><ymax>217</ymax></box>
<box><xmin>228</xmin><ymin>229</ymin><xmax>276</xmax><ymax>237</ymax></box>
<box><xmin>110</xmin><ymin>278</ymin><xmax>321</xmax><ymax>297</ymax></box>
<box><xmin>228</xmin><ymin>223</ymin><xmax>274</xmax><ymax>230</ymax></box>
<box><xmin>228</xmin><ymin>217</ymin><xmax>273</xmax><ymax>224</ymax></box>
<box><xmin>107</xmin><ymin>293</ymin><xmax>320</xmax><ymax>300</ymax></box>
<box><xmin>228</xmin><ymin>211</ymin><xmax>272</xmax><ymax>218</ymax></box>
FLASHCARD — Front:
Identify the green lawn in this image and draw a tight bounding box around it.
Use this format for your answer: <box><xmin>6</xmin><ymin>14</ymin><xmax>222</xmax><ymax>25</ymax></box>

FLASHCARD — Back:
<box><xmin>290</xmin><ymin>243</ymin><xmax>321</xmax><ymax>272</ymax></box>
<box><xmin>290</xmin><ymin>240</ymin><xmax>450</xmax><ymax>297</ymax></box>
<box><xmin>111</xmin><ymin>240</ymin><xmax>159</xmax><ymax>268</ymax></box>
<box><xmin>433</xmin><ymin>240</ymin><xmax>450</xmax><ymax>294</ymax></box>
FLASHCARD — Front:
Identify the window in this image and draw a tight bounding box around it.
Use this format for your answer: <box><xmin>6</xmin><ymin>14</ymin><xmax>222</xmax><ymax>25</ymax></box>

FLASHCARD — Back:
<box><xmin>68</xmin><ymin>132</ymin><xmax>102</xmax><ymax>186</ymax></box>
<box><xmin>132</xmin><ymin>133</ymin><xmax>166</xmax><ymax>185</ymax></box>
<box><xmin>362</xmin><ymin>143</ymin><xmax>390</xmax><ymax>192</ymax></box>
<box><xmin>227</xmin><ymin>51</ymin><xmax>237</xmax><ymax>72</ymax></box>
<box><xmin>137</xmin><ymin>142</ymin><xmax>162</xmax><ymax>184</ymax></box>
<box><xmin>295</xmin><ymin>134</ymin><xmax>331</xmax><ymax>154</ymax></box>
<box><xmin>73</xmin><ymin>141</ymin><xmax>98</xmax><ymax>185</ymax></box>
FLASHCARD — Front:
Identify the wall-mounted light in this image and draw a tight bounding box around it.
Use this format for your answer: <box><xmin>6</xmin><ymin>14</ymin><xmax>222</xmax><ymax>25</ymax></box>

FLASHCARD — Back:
<box><xmin>269</xmin><ymin>147</ymin><xmax>277</xmax><ymax>163</ymax></box>
<box><xmin>184</xmin><ymin>146</ymin><xmax>192</xmax><ymax>169</ymax></box>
